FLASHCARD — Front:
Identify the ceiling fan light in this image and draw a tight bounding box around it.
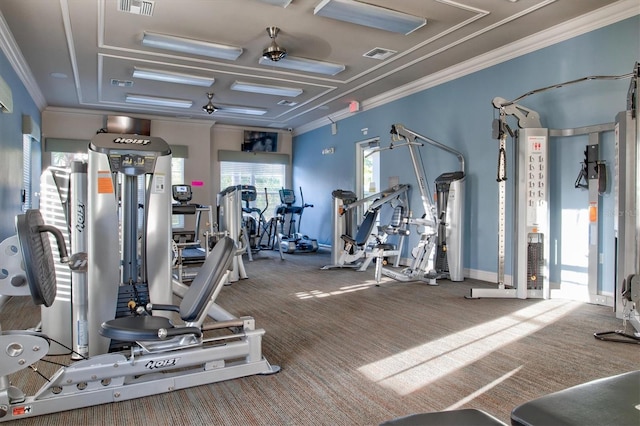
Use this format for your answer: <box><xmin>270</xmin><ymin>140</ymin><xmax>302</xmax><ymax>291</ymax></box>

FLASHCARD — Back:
<box><xmin>263</xmin><ymin>41</ymin><xmax>287</xmax><ymax>62</ymax></box>
<box><xmin>262</xmin><ymin>26</ymin><xmax>287</xmax><ymax>62</ymax></box>
<box><xmin>202</xmin><ymin>92</ymin><xmax>218</xmax><ymax>114</ymax></box>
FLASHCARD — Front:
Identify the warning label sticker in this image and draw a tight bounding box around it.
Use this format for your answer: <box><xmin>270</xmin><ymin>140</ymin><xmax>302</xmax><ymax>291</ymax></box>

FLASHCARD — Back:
<box><xmin>97</xmin><ymin>171</ymin><xmax>114</xmax><ymax>194</ymax></box>
<box><xmin>13</xmin><ymin>405</ymin><xmax>32</xmax><ymax>416</ymax></box>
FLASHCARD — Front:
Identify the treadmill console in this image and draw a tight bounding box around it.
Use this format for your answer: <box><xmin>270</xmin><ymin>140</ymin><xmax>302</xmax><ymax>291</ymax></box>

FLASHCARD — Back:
<box><xmin>172</xmin><ymin>185</ymin><xmax>193</xmax><ymax>203</ymax></box>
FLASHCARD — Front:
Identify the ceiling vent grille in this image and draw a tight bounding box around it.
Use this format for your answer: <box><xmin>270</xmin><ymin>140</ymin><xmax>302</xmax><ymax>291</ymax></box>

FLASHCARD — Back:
<box><xmin>118</xmin><ymin>0</ymin><xmax>155</xmax><ymax>16</ymax></box>
<box><xmin>110</xmin><ymin>79</ymin><xmax>134</xmax><ymax>87</ymax></box>
<box><xmin>363</xmin><ymin>47</ymin><xmax>397</xmax><ymax>60</ymax></box>
<box><xmin>277</xmin><ymin>100</ymin><xmax>298</xmax><ymax>106</ymax></box>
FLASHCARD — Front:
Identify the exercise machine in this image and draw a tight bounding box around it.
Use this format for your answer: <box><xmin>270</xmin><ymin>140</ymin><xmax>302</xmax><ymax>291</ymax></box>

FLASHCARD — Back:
<box><xmin>38</xmin><ymin>162</ymin><xmax>88</xmax><ymax>358</ymax></box>
<box><xmin>0</xmin><ymin>209</ymin><xmax>279</xmax><ymax>422</ymax></box>
<box><xmin>171</xmin><ymin>184</ymin><xmax>214</xmax><ymax>283</ymax></box>
<box><xmin>240</xmin><ymin>185</ymin><xmax>264</xmax><ymax>252</ymax></box>
<box><xmin>326</xmin><ymin>189</ymin><xmax>358</xmax><ymax>267</ymax></box>
<box><xmin>87</xmin><ymin>133</ymin><xmax>173</xmax><ymax>356</ymax></box>
<box><xmin>322</xmin><ymin>184</ymin><xmax>410</xmax><ymax>271</ymax></box>
<box><xmin>274</xmin><ymin>187</ymin><xmax>318</xmax><ymax>254</ymax></box>
<box><xmin>372</xmin><ymin>124</ymin><xmax>465</xmax><ymax>285</ymax></box>
<box><xmin>217</xmin><ymin>185</ymin><xmax>249</xmax><ymax>282</ymax></box>
<box><xmin>469</xmin><ymin>63</ymin><xmax>639</xmax><ymax>321</ymax></box>
<box><xmin>239</xmin><ymin>185</ymin><xmax>283</xmax><ymax>260</ymax></box>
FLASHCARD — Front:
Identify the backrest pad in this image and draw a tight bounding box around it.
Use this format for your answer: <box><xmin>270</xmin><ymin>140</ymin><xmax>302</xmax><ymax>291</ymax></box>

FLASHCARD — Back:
<box><xmin>179</xmin><ymin>236</ymin><xmax>235</xmax><ymax>321</ymax></box>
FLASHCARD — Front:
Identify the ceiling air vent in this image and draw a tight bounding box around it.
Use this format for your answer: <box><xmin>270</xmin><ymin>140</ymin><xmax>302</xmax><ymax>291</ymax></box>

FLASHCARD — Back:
<box><xmin>277</xmin><ymin>100</ymin><xmax>298</xmax><ymax>107</ymax></box>
<box><xmin>118</xmin><ymin>0</ymin><xmax>155</xmax><ymax>16</ymax></box>
<box><xmin>110</xmin><ymin>79</ymin><xmax>134</xmax><ymax>87</ymax></box>
<box><xmin>363</xmin><ymin>47</ymin><xmax>397</xmax><ymax>60</ymax></box>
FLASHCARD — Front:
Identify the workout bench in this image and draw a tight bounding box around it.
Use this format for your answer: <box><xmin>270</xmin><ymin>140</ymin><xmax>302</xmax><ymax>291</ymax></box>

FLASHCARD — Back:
<box><xmin>381</xmin><ymin>370</ymin><xmax>640</xmax><ymax>426</ymax></box>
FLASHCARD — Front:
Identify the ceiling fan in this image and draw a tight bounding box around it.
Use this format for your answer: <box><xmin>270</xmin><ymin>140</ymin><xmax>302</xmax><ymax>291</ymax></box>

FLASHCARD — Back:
<box><xmin>262</xmin><ymin>26</ymin><xmax>287</xmax><ymax>62</ymax></box>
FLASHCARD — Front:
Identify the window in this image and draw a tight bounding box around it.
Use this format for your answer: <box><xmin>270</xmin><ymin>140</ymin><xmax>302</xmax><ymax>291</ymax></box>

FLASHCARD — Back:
<box><xmin>356</xmin><ymin>138</ymin><xmax>380</xmax><ymax>218</ymax></box>
<box><xmin>51</xmin><ymin>151</ymin><xmax>88</xmax><ymax>168</ymax></box>
<box><xmin>220</xmin><ymin>161</ymin><xmax>286</xmax><ymax>220</ymax></box>
<box><xmin>22</xmin><ymin>135</ymin><xmax>33</xmax><ymax>211</ymax></box>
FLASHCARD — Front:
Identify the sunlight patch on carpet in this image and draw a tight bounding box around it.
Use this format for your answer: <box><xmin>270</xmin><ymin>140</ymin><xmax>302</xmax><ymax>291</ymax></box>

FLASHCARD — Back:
<box><xmin>294</xmin><ymin>281</ymin><xmax>378</xmax><ymax>299</ymax></box>
<box><xmin>446</xmin><ymin>365</ymin><xmax>523</xmax><ymax>410</ymax></box>
<box><xmin>358</xmin><ymin>300</ymin><xmax>579</xmax><ymax>395</ymax></box>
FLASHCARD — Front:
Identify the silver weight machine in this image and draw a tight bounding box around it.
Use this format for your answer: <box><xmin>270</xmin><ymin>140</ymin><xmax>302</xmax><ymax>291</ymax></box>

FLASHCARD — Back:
<box><xmin>217</xmin><ymin>185</ymin><xmax>250</xmax><ymax>282</ymax></box>
<box><xmin>469</xmin><ymin>63</ymin><xmax>640</xmax><ymax>339</ymax></box>
<box><xmin>39</xmin><ymin>162</ymin><xmax>88</xmax><ymax>358</ymax></box>
<box><xmin>322</xmin><ymin>184</ymin><xmax>410</xmax><ymax>272</ymax></box>
<box><xmin>0</xmin><ymin>209</ymin><xmax>279</xmax><ymax>422</ymax></box>
<box><xmin>87</xmin><ymin>133</ymin><xmax>173</xmax><ymax>356</ymax></box>
<box><xmin>373</xmin><ymin>124</ymin><xmax>466</xmax><ymax>285</ymax></box>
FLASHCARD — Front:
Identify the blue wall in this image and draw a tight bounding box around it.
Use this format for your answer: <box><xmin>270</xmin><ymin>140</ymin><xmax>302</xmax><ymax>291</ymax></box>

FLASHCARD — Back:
<box><xmin>0</xmin><ymin>49</ymin><xmax>41</xmax><ymax>240</ymax></box>
<box><xmin>293</xmin><ymin>16</ymin><xmax>639</xmax><ymax>293</ymax></box>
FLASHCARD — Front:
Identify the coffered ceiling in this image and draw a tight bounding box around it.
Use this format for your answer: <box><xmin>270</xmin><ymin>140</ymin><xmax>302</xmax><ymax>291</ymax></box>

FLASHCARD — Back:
<box><xmin>0</xmin><ymin>0</ymin><xmax>627</xmax><ymax>131</ymax></box>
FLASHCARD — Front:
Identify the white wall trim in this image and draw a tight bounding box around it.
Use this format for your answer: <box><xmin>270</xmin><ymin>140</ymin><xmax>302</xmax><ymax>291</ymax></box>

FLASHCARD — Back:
<box><xmin>295</xmin><ymin>0</ymin><xmax>639</xmax><ymax>136</ymax></box>
<box><xmin>0</xmin><ymin>11</ymin><xmax>46</xmax><ymax>109</ymax></box>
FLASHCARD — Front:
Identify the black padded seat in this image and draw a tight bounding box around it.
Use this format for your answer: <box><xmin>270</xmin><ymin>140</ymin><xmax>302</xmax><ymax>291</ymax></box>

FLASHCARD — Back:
<box><xmin>172</xmin><ymin>204</ymin><xmax>198</xmax><ymax>215</ymax></box>
<box><xmin>380</xmin><ymin>408</ymin><xmax>507</xmax><ymax>426</ymax></box>
<box><xmin>100</xmin><ymin>237</ymin><xmax>235</xmax><ymax>342</ymax></box>
<box><xmin>100</xmin><ymin>316</ymin><xmax>178</xmax><ymax>341</ymax></box>
<box><xmin>342</xmin><ymin>209</ymin><xmax>378</xmax><ymax>247</ymax></box>
<box><xmin>510</xmin><ymin>370</ymin><xmax>640</xmax><ymax>426</ymax></box>
<box><xmin>376</xmin><ymin>243</ymin><xmax>396</xmax><ymax>251</ymax></box>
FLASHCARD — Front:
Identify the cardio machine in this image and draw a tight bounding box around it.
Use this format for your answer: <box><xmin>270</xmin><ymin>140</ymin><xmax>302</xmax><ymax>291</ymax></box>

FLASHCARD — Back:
<box><xmin>171</xmin><ymin>184</ymin><xmax>214</xmax><ymax>283</ymax></box>
<box><xmin>274</xmin><ymin>188</ymin><xmax>318</xmax><ymax>254</ymax></box>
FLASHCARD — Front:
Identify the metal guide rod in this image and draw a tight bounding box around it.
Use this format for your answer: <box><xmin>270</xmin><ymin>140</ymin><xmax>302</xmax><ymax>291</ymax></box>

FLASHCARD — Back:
<box><xmin>496</xmin><ymin>112</ymin><xmax>508</xmax><ymax>289</ymax></box>
<box><xmin>392</xmin><ymin>125</ymin><xmax>466</xmax><ymax>174</ymax></box>
<box><xmin>389</xmin><ymin>124</ymin><xmax>465</xmax><ymax>223</ymax></box>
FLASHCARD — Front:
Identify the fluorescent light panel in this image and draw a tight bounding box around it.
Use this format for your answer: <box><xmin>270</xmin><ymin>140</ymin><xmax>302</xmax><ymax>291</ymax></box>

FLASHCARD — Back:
<box><xmin>257</xmin><ymin>0</ymin><xmax>292</xmax><ymax>7</ymax></box>
<box><xmin>231</xmin><ymin>81</ymin><xmax>302</xmax><ymax>97</ymax></box>
<box><xmin>133</xmin><ymin>67</ymin><xmax>214</xmax><ymax>87</ymax></box>
<box><xmin>142</xmin><ymin>32</ymin><xmax>243</xmax><ymax>60</ymax></box>
<box><xmin>218</xmin><ymin>105</ymin><xmax>267</xmax><ymax>116</ymax></box>
<box><xmin>125</xmin><ymin>94</ymin><xmax>193</xmax><ymax>108</ymax></box>
<box><xmin>258</xmin><ymin>56</ymin><xmax>345</xmax><ymax>76</ymax></box>
<box><xmin>314</xmin><ymin>0</ymin><xmax>426</xmax><ymax>35</ymax></box>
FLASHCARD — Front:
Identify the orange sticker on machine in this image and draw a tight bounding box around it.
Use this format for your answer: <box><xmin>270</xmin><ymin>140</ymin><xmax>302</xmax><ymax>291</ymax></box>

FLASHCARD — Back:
<box><xmin>13</xmin><ymin>405</ymin><xmax>32</xmax><ymax>416</ymax></box>
<box><xmin>97</xmin><ymin>171</ymin><xmax>114</xmax><ymax>194</ymax></box>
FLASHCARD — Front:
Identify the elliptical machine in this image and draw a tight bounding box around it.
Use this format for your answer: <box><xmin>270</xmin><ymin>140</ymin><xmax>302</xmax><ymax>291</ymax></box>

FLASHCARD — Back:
<box><xmin>275</xmin><ymin>187</ymin><xmax>318</xmax><ymax>254</ymax></box>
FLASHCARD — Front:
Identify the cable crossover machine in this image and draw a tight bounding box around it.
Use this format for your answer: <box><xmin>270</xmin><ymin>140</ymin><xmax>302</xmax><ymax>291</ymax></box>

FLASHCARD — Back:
<box><xmin>467</xmin><ymin>63</ymin><xmax>639</xmax><ymax>340</ymax></box>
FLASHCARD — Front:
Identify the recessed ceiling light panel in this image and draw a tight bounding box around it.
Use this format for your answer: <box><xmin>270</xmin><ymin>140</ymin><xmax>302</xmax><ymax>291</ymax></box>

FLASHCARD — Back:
<box><xmin>257</xmin><ymin>0</ymin><xmax>292</xmax><ymax>7</ymax></box>
<box><xmin>231</xmin><ymin>81</ymin><xmax>302</xmax><ymax>97</ymax></box>
<box><xmin>125</xmin><ymin>94</ymin><xmax>193</xmax><ymax>108</ymax></box>
<box><xmin>142</xmin><ymin>32</ymin><xmax>243</xmax><ymax>61</ymax></box>
<box><xmin>133</xmin><ymin>67</ymin><xmax>215</xmax><ymax>87</ymax></box>
<box><xmin>218</xmin><ymin>105</ymin><xmax>267</xmax><ymax>116</ymax></box>
<box><xmin>258</xmin><ymin>56</ymin><xmax>345</xmax><ymax>76</ymax></box>
<box><xmin>314</xmin><ymin>0</ymin><xmax>426</xmax><ymax>35</ymax></box>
